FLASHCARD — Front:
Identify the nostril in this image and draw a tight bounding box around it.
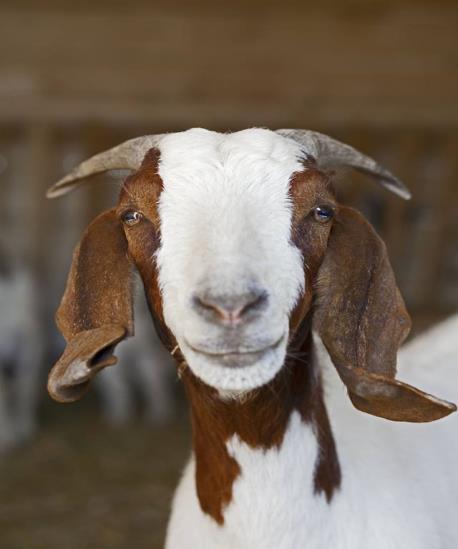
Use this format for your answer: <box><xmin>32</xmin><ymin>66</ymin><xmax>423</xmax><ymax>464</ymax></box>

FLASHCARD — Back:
<box><xmin>193</xmin><ymin>295</ymin><xmax>217</xmax><ymax>313</ymax></box>
<box><xmin>240</xmin><ymin>291</ymin><xmax>268</xmax><ymax>316</ymax></box>
<box><xmin>243</xmin><ymin>290</ymin><xmax>267</xmax><ymax>312</ymax></box>
<box><xmin>192</xmin><ymin>289</ymin><xmax>269</xmax><ymax>324</ymax></box>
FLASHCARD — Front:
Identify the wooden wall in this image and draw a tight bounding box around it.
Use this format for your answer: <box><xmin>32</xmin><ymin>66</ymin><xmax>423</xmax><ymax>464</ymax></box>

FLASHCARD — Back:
<box><xmin>0</xmin><ymin>0</ymin><xmax>456</xmax><ymax>128</ymax></box>
<box><xmin>0</xmin><ymin>0</ymin><xmax>456</xmax><ymax>334</ymax></box>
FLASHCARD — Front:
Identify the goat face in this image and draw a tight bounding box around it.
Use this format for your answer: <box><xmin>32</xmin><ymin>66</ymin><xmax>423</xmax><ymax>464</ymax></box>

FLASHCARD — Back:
<box><xmin>115</xmin><ymin>129</ymin><xmax>316</xmax><ymax>393</ymax></box>
<box><xmin>47</xmin><ymin>128</ymin><xmax>455</xmax><ymax>422</ymax></box>
<box><xmin>147</xmin><ymin>129</ymin><xmax>321</xmax><ymax>392</ymax></box>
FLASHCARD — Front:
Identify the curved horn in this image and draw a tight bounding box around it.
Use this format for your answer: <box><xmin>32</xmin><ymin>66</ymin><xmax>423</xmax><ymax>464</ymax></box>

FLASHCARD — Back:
<box><xmin>277</xmin><ymin>129</ymin><xmax>411</xmax><ymax>200</ymax></box>
<box><xmin>47</xmin><ymin>135</ymin><xmax>165</xmax><ymax>198</ymax></box>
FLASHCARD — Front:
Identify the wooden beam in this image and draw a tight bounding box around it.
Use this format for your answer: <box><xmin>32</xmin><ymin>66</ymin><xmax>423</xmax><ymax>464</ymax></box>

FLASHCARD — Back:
<box><xmin>0</xmin><ymin>4</ymin><xmax>456</xmax><ymax>128</ymax></box>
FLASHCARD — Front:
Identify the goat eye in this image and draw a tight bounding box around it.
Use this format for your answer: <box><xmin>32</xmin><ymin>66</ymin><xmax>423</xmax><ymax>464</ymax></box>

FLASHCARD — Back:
<box><xmin>313</xmin><ymin>205</ymin><xmax>335</xmax><ymax>223</ymax></box>
<box><xmin>121</xmin><ymin>210</ymin><xmax>143</xmax><ymax>226</ymax></box>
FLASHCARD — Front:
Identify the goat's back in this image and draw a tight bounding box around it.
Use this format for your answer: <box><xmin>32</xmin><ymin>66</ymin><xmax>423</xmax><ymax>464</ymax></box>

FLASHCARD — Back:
<box><xmin>320</xmin><ymin>315</ymin><xmax>458</xmax><ymax>548</ymax></box>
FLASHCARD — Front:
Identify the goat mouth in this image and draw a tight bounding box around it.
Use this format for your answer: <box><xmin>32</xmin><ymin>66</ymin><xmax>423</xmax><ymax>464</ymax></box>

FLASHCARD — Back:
<box><xmin>185</xmin><ymin>334</ymin><xmax>286</xmax><ymax>368</ymax></box>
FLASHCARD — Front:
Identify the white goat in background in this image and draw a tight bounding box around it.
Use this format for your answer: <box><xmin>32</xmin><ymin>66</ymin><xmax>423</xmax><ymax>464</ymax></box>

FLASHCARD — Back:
<box><xmin>96</xmin><ymin>284</ymin><xmax>175</xmax><ymax>426</ymax></box>
<box><xmin>0</xmin><ymin>256</ymin><xmax>42</xmax><ymax>453</ymax></box>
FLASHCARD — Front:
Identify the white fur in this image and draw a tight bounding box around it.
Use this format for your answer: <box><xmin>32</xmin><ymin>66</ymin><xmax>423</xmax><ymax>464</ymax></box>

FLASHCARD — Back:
<box><xmin>156</xmin><ymin>128</ymin><xmax>306</xmax><ymax>392</ymax></box>
<box><xmin>166</xmin><ymin>320</ymin><xmax>458</xmax><ymax>548</ymax></box>
<box><xmin>0</xmin><ymin>268</ymin><xmax>42</xmax><ymax>452</ymax></box>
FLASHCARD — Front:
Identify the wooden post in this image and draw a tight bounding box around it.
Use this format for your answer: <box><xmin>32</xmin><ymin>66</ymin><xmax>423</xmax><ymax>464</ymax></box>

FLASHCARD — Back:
<box><xmin>21</xmin><ymin>124</ymin><xmax>54</xmax><ymax>273</ymax></box>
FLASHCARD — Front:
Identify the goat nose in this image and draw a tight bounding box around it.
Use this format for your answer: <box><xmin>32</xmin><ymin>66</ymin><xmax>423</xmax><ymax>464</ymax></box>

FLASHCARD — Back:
<box><xmin>192</xmin><ymin>288</ymin><xmax>268</xmax><ymax>325</ymax></box>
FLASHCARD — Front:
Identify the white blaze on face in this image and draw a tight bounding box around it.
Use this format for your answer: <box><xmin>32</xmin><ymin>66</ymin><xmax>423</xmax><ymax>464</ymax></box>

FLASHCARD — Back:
<box><xmin>156</xmin><ymin>128</ymin><xmax>306</xmax><ymax>392</ymax></box>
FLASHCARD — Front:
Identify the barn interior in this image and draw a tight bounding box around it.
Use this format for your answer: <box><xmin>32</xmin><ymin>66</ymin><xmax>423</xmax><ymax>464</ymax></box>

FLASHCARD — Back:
<box><xmin>0</xmin><ymin>1</ymin><xmax>457</xmax><ymax>547</ymax></box>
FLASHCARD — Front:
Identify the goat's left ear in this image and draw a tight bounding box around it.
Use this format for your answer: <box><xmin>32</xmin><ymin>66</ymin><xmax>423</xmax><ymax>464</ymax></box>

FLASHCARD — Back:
<box><xmin>314</xmin><ymin>206</ymin><xmax>456</xmax><ymax>422</ymax></box>
<box><xmin>48</xmin><ymin>209</ymin><xmax>134</xmax><ymax>403</ymax></box>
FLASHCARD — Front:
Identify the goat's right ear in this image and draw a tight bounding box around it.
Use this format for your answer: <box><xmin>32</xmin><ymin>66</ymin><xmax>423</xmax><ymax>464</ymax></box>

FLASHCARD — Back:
<box><xmin>48</xmin><ymin>208</ymin><xmax>134</xmax><ymax>403</ymax></box>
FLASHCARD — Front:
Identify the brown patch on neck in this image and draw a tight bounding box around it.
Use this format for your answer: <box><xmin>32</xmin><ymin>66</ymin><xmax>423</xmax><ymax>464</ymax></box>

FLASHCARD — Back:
<box><xmin>308</xmin><ymin>369</ymin><xmax>342</xmax><ymax>502</ymax></box>
<box><xmin>182</xmin><ymin>318</ymin><xmax>341</xmax><ymax>524</ymax></box>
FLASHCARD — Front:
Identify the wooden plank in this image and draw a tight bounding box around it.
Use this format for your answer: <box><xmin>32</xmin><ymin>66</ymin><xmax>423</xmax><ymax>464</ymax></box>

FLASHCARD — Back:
<box><xmin>18</xmin><ymin>125</ymin><xmax>54</xmax><ymax>271</ymax></box>
<box><xmin>0</xmin><ymin>96</ymin><xmax>456</xmax><ymax>129</ymax></box>
<box><xmin>379</xmin><ymin>133</ymin><xmax>419</xmax><ymax>274</ymax></box>
<box><xmin>1</xmin><ymin>11</ymin><xmax>456</xmax><ymax>69</ymax></box>
<box><xmin>415</xmin><ymin>134</ymin><xmax>458</xmax><ymax>311</ymax></box>
<box><xmin>0</xmin><ymin>5</ymin><xmax>456</xmax><ymax>127</ymax></box>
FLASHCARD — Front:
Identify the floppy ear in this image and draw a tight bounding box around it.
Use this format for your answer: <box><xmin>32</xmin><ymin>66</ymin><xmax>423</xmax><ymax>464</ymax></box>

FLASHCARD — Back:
<box><xmin>314</xmin><ymin>206</ymin><xmax>456</xmax><ymax>422</ymax></box>
<box><xmin>48</xmin><ymin>209</ymin><xmax>134</xmax><ymax>403</ymax></box>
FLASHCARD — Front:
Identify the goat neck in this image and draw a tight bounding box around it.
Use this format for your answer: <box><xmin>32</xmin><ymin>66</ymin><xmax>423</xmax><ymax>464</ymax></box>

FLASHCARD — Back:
<box><xmin>179</xmin><ymin>314</ymin><xmax>341</xmax><ymax>525</ymax></box>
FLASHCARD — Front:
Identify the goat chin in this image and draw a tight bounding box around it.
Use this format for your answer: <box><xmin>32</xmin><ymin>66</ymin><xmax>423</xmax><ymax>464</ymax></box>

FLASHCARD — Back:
<box><xmin>178</xmin><ymin>332</ymin><xmax>288</xmax><ymax>394</ymax></box>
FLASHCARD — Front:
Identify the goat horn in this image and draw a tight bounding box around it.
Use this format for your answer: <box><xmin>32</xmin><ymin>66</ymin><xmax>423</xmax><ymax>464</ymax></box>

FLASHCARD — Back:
<box><xmin>277</xmin><ymin>129</ymin><xmax>411</xmax><ymax>200</ymax></box>
<box><xmin>46</xmin><ymin>135</ymin><xmax>165</xmax><ymax>198</ymax></box>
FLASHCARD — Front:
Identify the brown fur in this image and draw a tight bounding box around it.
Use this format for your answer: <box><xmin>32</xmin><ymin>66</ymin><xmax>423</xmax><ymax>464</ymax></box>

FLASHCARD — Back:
<box><xmin>47</xmin><ymin>209</ymin><xmax>134</xmax><ymax>402</ymax></box>
<box><xmin>118</xmin><ymin>148</ymin><xmax>165</xmax><ymax>321</ymax></box>
<box><xmin>313</xmin><ymin>207</ymin><xmax>452</xmax><ymax>422</ymax></box>
<box><xmin>289</xmin><ymin>167</ymin><xmax>336</xmax><ymax>332</ymax></box>
<box><xmin>117</xmin><ymin>149</ymin><xmax>176</xmax><ymax>350</ymax></box>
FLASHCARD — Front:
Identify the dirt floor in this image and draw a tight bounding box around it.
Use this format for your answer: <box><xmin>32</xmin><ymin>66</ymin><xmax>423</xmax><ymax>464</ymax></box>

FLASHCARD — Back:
<box><xmin>0</xmin><ymin>400</ymin><xmax>191</xmax><ymax>549</ymax></box>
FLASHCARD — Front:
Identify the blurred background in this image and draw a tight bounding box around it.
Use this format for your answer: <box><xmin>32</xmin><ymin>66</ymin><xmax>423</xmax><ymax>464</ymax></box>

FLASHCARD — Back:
<box><xmin>0</xmin><ymin>0</ymin><xmax>457</xmax><ymax>547</ymax></box>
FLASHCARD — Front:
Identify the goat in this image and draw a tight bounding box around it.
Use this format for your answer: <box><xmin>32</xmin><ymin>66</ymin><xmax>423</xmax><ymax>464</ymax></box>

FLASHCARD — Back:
<box><xmin>95</xmin><ymin>284</ymin><xmax>175</xmax><ymax>425</ymax></box>
<box><xmin>46</xmin><ymin>128</ymin><xmax>457</xmax><ymax>549</ymax></box>
<box><xmin>0</xmin><ymin>248</ymin><xmax>42</xmax><ymax>453</ymax></box>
